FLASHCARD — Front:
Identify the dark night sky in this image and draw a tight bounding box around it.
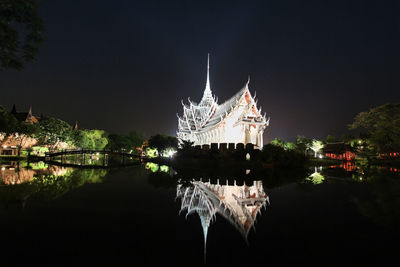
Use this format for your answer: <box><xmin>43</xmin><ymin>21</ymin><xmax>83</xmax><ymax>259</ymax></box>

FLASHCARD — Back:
<box><xmin>2</xmin><ymin>0</ymin><xmax>400</xmax><ymax>141</ymax></box>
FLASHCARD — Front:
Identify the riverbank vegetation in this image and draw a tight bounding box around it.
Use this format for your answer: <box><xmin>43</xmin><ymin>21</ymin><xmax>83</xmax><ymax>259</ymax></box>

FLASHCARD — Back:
<box><xmin>2</xmin><ymin>103</ymin><xmax>400</xmax><ymax>170</ymax></box>
<box><xmin>266</xmin><ymin>103</ymin><xmax>400</xmax><ymax>166</ymax></box>
<box><xmin>0</xmin><ymin>105</ymin><xmax>146</xmax><ymax>158</ymax></box>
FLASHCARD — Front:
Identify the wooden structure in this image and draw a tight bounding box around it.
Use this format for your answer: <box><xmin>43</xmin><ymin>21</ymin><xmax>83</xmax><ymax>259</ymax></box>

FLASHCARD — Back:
<box><xmin>323</xmin><ymin>142</ymin><xmax>355</xmax><ymax>161</ymax></box>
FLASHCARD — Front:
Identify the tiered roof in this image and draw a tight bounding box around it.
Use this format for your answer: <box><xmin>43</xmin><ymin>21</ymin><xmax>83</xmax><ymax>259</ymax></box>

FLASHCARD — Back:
<box><xmin>177</xmin><ymin>55</ymin><xmax>269</xmax><ymax>139</ymax></box>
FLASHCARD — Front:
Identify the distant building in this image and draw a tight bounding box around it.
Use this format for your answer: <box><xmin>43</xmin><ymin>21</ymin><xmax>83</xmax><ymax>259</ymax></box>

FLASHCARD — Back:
<box><xmin>323</xmin><ymin>142</ymin><xmax>355</xmax><ymax>161</ymax></box>
<box><xmin>72</xmin><ymin>121</ymin><xmax>78</xmax><ymax>130</ymax></box>
<box><xmin>0</xmin><ymin>105</ymin><xmax>39</xmax><ymax>155</ymax></box>
<box><xmin>177</xmin><ymin>55</ymin><xmax>269</xmax><ymax>149</ymax></box>
<box><xmin>10</xmin><ymin>104</ymin><xmax>39</xmax><ymax>124</ymax></box>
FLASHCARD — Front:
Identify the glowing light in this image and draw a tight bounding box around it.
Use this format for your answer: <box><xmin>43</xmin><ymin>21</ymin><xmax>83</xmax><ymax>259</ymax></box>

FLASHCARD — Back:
<box><xmin>146</xmin><ymin>147</ymin><xmax>158</xmax><ymax>158</ymax></box>
<box><xmin>1</xmin><ymin>167</ymin><xmax>5</xmax><ymax>171</ymax></box>
<box><xmin>307</xmin><ymin>167</ymin><xmax>325</xmax><ymax>184</ymax></box>
<box><xmin>319</xmin><ymin>154</ymin><xmax>323</xmax><ymax>159</ymax></box>
<box><xmin>160</xmin><ymin>165</ymin><xmax>170</xmax><ymax>173</ymax></box>
<box><xmin>163</xmin><ymin>148</ymin><xmax>177</xmax><ymax>158</ymax></box>
<box><xmin>145</xmin><ymin>162</ymin><xmax>159</xmax><ymax>172</ymax></box>
<box><xmin>310</xmin><ymin>140</ymin><xmax>324</xmax><ymax>158</ymax></box>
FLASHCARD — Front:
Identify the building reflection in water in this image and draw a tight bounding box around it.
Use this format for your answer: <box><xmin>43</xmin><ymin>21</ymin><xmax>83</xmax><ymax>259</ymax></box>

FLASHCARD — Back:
<box><xmin>176</xmin><ymin>179</ymin><xmax>269</xmax><ymax>261</ymax></box>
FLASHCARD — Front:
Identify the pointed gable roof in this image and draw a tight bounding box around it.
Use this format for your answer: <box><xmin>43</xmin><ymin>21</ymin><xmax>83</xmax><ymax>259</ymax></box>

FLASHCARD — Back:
<box><xmin>10</xmin><ymin>105</ymin><xmax>39</xmax><ymax>124</ymax></box>
<box><xmin>199</xmin><ymin>79</ymin><xmax>260</xmax><ymax>131</ymax></box>
<box><xmin>72</xmin><ymin>121</ymin><xmax>78</xmax><ymax>130</ymax></box>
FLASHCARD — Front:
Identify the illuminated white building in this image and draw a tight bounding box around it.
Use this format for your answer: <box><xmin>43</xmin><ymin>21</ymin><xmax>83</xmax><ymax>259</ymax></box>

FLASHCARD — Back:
<box><xmin>177</xmin><ymin>55</ymin><xmax>269</xmax><ymax>149</ymax></box>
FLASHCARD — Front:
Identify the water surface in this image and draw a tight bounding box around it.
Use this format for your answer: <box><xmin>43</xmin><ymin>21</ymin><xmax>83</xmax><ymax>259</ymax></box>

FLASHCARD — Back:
<box><xmin>0</xmin><ymin>162</ymin><xmax>399</xmax><ymax>266</ymax></box>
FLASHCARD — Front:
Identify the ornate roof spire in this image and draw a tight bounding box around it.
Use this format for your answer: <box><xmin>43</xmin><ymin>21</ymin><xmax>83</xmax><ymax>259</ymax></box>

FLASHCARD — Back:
<box><xmin>200</xmin><ymin>53</ymin><xmax>214</xmax><ymax>107</ymax></box>
<box><xmin>205</xmin><ymin>53</ymin><xmax>211</xmax><ymax>93</ymax></box>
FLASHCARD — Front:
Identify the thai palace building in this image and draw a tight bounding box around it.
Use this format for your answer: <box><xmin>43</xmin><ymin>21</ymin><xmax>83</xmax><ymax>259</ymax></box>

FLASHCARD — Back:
<box><xmin>0</xmin><ymin>105</ymin><xmax>40</xmax><ymax>156</ymax></box>
<box><xmin>177</xmin><ymin>55</ymin><xmax>269</xmax><ymax>149</ymax></box>
<box><xmin>176</xmin><ymin>179</ymin><xmax>269</xmax><ymax>259</ymax></box>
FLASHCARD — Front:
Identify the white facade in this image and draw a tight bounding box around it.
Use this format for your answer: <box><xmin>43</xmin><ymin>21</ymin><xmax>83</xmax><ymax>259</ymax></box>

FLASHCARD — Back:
<box><xmin>177</xmin><ymin>55</ymin><xmax>269</xmax><ymax>149</ymax></box>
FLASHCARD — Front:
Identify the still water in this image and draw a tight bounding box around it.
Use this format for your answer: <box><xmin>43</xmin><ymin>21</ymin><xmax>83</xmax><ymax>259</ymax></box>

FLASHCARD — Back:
<box><xmin>0</xmin><ymin>161</ymin><xmax>399</xmax><ymax>266</ymax></box>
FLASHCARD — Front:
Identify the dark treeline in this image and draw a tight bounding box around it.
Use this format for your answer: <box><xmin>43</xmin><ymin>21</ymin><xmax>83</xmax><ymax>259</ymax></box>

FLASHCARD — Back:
<box><xmin>161</xmin><ymin>140</ymin><xmax>310</xmax><ymax>172</ymax></box>
<box><xmin>270</xmin><ymin>103</ymin><xmax>400</xmax><ymax>158</ymax></box>
<box><xmin>0</xmin><ymin>105</ymin><xmax>145</xmax><ymax>155</ymax></box>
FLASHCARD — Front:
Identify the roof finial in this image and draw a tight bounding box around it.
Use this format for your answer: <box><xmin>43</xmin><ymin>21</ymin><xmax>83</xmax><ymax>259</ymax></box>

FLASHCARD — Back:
<box><xmin>205</xmin><ymin>53</ymin><xmax>211</xmax><ymax>93</ymax></box>
<box><xmin>200</xmin><ymin>53</ymin><xmax>214</xmax><ymax>106</ymax></box>
<box><xmin>247</xmin><ymin>75</ymin><xmax>250</xmax><ymax>85</ymax></box>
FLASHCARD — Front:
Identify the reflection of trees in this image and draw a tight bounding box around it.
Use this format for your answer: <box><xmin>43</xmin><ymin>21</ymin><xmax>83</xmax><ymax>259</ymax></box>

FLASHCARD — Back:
<box><xmin>0</xmin><ymin>164</ymin><xmax>108</xmax><ymax>208</ymax></box>
<box><xmin>147</xmin><ymin>171</ymin><xmax>176</xmax><ymax>189</ymax></box>
<box><xmin>307</xmin><ymin>171</ymin><xmax>325</xmax><ymax>185</ymax></box>
<box><xmin>353</xmin><ymin>175</ymin><xmax>400</xmax><ymax>230</ymax></box>
<box><xmin>312</xmin><ymin>165</ymin><xmax>400</xmax><ymax>229</ymax></box>
<box><xmin>30</xmin><ymin>169</ymin><xmax>108</xmax><ymax>200</ymax></box>
<box><xmin>144</xmin><ymin>162</ymin><xmax>311</xmax><ymax>191</ymax></box>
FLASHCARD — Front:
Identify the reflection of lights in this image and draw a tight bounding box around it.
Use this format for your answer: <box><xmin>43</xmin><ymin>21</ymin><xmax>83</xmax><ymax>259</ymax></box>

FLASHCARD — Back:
<box><xmin>163</xmin><ymin>149</ymin><xmax>176</xmax><ymax>158</ymax></box>
<box><xmin>160</xmin><ymin>165</ymin><xmax>169</xmax><ymax>173</ymax></box>
<box><xmin>146</xmin><ymin>163</ymin><xmax>170</xmax><ymax>173</ymax></box>
<box><xmin>319</xmin><ymin>154</ymin><xmax>323</xmax><ymax>159</ymax></box>
<box><xmin>308</xmin><ymin>171</ymin><xmax>325</xmax><ymax>184</ymax></box>
<box><xmin>145</xmin><ymin>162</ymin><xmax>159</xmax><ymax>172</ymax></box>
<box><xmin>1</xmin><ymin>167</ymin><xmax>5</xmax><ymax>171</ymax></box>
<box><xmin>359</xmin><ymin>177</ymin><xmax>363</xmax><ymax>181</ymax></box>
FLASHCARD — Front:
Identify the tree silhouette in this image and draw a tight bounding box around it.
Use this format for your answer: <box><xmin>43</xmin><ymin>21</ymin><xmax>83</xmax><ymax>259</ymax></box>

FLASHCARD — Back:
<box><xmin>0</xmin><ymin>0</ymin><xmax>43</xmax><ymax>70</ymax></box>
